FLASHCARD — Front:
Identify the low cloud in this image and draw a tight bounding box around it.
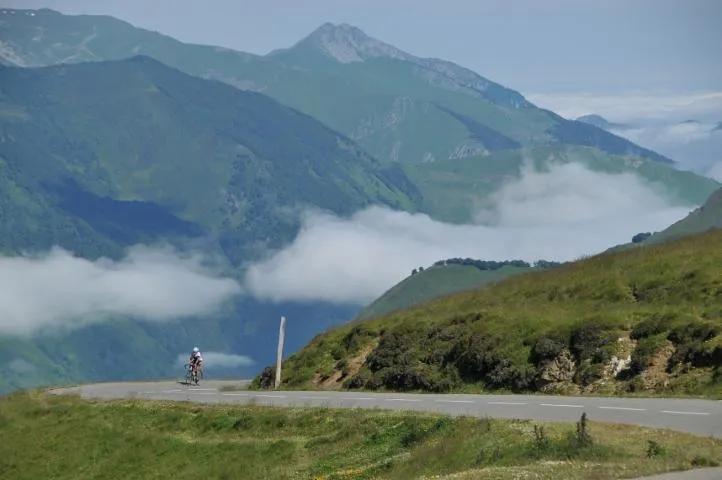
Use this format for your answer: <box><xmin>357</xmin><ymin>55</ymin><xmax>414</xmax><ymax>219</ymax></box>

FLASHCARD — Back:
<box><xmin>708</xmin><ymin>162</ymin><xmax>722</xmax><ymax>182</ymax></box>
<box><xmin>527</xmin><ymin>90</ymin><xmax>722</xmax><ymax>124</ymax></box>
<box><xmin>0</xmin><ymin>245</ymin><xmax>242</xmax><ymax>337</ymax></box>
<box><xmin>608</xmin><ymin>123</ymin><xmax>722</xmax><ymax>174</ymax></box>
<box><xmin>613</xmin><ymin>122</ymin><xmax>718</xmax><ymax>148</ymax></box>
<box><xmin>244</xmin><ymin>161</ymin><xmax>693</xmax><ymax>305</ymax></box>
<box><xmin>174</xmin><ymin>351</ymin><xmax>255</xmax><ymax>369</ymax></box>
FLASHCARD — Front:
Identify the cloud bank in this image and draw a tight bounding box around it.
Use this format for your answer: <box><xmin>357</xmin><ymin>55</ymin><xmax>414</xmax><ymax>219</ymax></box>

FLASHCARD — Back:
<box><xmin>708</xmin><ymin>162</ymin><xmax>722</xmax><ymax>182</ymax></box>
<box><xmin>527</xmin><ymin>90</ymin><xmax>722</xmax><ymax>124</ymax></box>
<box><xmin>244</xmin><ymin>162</ymin><xmax>693</xmax><ymax>305</ymax></box>
<box><xmin>0</xmin><ymin>245</ymin><xmax>242</xmax><ymax>336</ymax></box>
<box><xmin>528</xmin><ymin>90</ymin><xmax>722</xmax><ymax>175</ymax></box>
<box><xmin>174</xmin><ymin>351</ymin><xmax>255</xmax><ymax>369</ymax></box>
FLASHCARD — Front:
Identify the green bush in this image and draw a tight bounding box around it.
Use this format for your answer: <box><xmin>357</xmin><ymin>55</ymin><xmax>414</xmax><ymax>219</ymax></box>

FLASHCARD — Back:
<box><xmin>574</xmin><ymin>363</ymin><xmax>605</xmax><ymax>386</ymax></box>
<box><xmin>630</xmin><ymin>334</ymin><xmax>668</xmax><ymax>374</ymax></box>
<box><xmin>646</xmin><ymin>440</ymin><xmax>665</xmax><ymax>458</ymax></box>
<box><xmin>343</xmin><ymin>366</ymin><xmax>372</xmax><ymax>389</ymax></box>
<box><xmin>630</xmin><ymin>313</ymin><xmax>675</xmax><ymax>340</ymax></box>
<box><xmin>528</xmin><ymin>333</ymin><xmax>567</xmax><ymax>365</ymax></box>
<box><xmin>569</xmin><ymin>321</ymin><xmax>616</xmax><ymax>365</ymax></box>
<box><xmin>668</xmin><ymin>321</ymin><xmax>720</xmax><ymax>367</ymax></box>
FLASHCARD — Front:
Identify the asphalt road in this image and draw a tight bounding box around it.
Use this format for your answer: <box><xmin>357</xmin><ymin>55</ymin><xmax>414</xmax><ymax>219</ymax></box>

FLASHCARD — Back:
<box><xmin>49</xmin><ymin>380</ymin><xmax>722</xmax><ymax>479</ymax></box>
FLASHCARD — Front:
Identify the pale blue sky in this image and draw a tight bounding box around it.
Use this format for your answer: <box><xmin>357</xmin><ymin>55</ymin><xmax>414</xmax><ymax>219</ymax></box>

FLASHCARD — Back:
<box><xmin>2</xmin><ymin>0</ymin><xmax>721</xmax><ymax>93</ymax></box>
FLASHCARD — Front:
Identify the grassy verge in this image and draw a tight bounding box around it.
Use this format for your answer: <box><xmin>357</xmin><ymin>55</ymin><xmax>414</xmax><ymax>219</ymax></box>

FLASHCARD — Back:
<box><xmin>1</xmin><ymin>391</ymin><xmax>721</xmax><ymax>480</ymax></box>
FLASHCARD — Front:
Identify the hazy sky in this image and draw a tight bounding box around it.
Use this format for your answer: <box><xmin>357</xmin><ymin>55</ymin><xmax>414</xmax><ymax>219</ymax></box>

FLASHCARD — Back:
<box><xmin>3</xmin><ymin>0</ymin><xmax>721</xmax><ymax>93</ymax></box>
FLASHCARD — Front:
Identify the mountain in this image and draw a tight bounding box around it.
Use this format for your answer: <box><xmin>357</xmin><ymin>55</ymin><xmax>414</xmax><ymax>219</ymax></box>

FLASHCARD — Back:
<box><xmin>575</xmin><ymin>114</ymin><xmax>631</xmax><ymax>131</ymax></box>
<box><xmin>264</xmin><ymin>228</ymin><xmax>722</xmax><ymax>398</ymax></box>
<box><xmin>1</xmin><ymin>8</ymin><xmax>719</xmax><ymax>223</ymax></box>
<box><xmin>0</xmin><ymin>56</ymin><xmax>419</xmax><ymax>261</ymax></box>
<box><xmin>0</xmin><ymin>55</ymin><xmax>422</xmax><ymax>394</ymax></box>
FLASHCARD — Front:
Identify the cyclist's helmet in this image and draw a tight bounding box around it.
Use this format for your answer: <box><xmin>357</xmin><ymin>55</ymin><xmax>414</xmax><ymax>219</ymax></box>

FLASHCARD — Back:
<box><xmin>193</xmin><ymin>347</ymin><xmax>199</xmax><ymax>353</ymax></box>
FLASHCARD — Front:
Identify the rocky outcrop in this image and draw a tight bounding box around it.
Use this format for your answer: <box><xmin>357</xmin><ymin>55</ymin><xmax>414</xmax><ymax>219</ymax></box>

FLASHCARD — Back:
<box><xmin>535</xmin><ymin>348</ymin><xmax>576</xmax><ymax>392</ymax></box>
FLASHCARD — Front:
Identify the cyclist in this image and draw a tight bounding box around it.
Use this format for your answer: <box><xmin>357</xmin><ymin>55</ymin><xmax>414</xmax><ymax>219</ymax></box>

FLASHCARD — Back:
<box><xmin>189</xmin><ymin>346</ymin><xmax>203</xmax><ymax>382</ymax></box>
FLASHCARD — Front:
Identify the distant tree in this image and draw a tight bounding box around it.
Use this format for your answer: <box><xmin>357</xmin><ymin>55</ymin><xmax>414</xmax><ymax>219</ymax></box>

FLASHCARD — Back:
<box><xmin>431</xmin><ymin>257</ymin><xmax>570</xmax><ymax>271</ymax></box>
<box><xmin>411</xmin><ymin>268</ymin><xmax>418</xmax><ymax>275</ymax></box>
<box><xmin>632</xmin><ymin>232</ymin><xmax>652</xmax><ymax>244</ymax></box>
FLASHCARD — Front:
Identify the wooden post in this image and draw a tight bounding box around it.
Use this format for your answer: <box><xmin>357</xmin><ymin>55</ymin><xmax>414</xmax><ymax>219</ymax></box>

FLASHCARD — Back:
<box><xmin>274</xmin><ymin>316</ymin><xmax>286</xmax><ymax>390</ymax></box>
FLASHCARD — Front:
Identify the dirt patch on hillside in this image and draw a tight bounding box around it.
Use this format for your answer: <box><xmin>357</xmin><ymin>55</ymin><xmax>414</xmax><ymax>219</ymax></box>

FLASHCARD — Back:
<box><xmin>312</xmin><ymin>343</ymin><xmax>377</xmax><ymax>390</ymax></box>
<box><xmin>639</xmin><ymin>340</ymin><xmax>676</xmax><ymax>390</ymax></box>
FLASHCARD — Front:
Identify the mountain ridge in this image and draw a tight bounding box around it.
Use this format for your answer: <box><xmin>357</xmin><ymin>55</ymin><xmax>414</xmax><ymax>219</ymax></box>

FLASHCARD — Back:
<box><xmin>4</xmin><ymin>6</ymin><xmax>717</xmax><ymax>227</ymax></box>
<box><xmin>0</xmin><ymin>8</ymin><xmax>685</xmax><ymax>166</ymax></box>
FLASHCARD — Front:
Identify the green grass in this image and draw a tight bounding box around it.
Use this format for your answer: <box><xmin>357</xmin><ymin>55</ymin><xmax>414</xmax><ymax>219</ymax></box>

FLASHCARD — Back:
<box><xmin>356</xmin><ymin>264</ymin><xmax>534</xmax><ymax>321</ymax></box>
<box><xmin>1</xmin><ymin>391</ymin><xmax>721</xmax><ymax>480</ymax></box>
<box><xmin>269</xmin><ymin>229</ymin><xmax>722</xmax><ymax>398</ymax></box>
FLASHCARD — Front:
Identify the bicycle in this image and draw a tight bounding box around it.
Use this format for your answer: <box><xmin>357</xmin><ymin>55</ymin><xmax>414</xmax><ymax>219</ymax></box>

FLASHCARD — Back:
<box><xmin>184</xmin><ymin>363</ymin><xmax>205</xmax><ymax>385</ymax></box>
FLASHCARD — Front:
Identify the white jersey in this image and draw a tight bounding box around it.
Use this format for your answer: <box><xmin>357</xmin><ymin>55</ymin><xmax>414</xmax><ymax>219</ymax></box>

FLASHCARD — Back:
<box><xmin>191</xmin><ymin>351</ymin><xmax>203</xmax><ymax>362</ymax></box>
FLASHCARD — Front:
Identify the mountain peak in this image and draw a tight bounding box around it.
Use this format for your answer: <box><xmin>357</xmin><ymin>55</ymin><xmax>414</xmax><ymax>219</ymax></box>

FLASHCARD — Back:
<box><xmin>285</xmin><ymin>22</ymin><xmax>412</xmax><ymax>63</ymax></box>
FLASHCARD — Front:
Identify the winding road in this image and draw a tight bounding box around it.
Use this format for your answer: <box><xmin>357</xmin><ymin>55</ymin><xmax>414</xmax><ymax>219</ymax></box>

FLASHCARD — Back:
<box><xmin>50</xmin><ymin>380</ymin><xmax>722</xmax><ymax>479</ymax></box>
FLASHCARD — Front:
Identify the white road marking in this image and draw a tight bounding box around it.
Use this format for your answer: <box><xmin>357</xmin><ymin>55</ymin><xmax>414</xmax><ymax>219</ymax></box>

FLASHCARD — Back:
<box><xmin>540</xmin><ymin>403</ymin><xmax>584</xmax><ymax>408</ymax></box>
<box><xmin>487</xmin><ymin>401</ymin><xmax>527</xmax><ymax>406</ymax></box>
<box><xmin>186</xmin><ymin>388</ymin><xmax>218</xmax><ymax>392</ymax></box>
<box><xmin>349</xmin><ymin>397</ymin><xmax>375</xmax><ymax>401</ymax></box>
<box><xmin>298</xmin><ymin>396</ymin><xmax>331</xmax><ymax>400</ymax></box>
<box><xmin>162</xmin><ymin>389</ymin><xmax>183</xmax><ymax>393</ymax></box>
<box><xmin>661</xmin><ymin>410</ymin><xmax>711</xmax><ymax>416</ymax></box>
<box><xmin>222</xmin><ymin>393</ymin><xmax>249</xmax><ymax>397</ymax></box>
<box><xmin>598</xmin><ymin>406</ymin><xmax>646</xmax><ymax>412</ymax></box>
<box><xmin>434</xmin><ymin>399</ymin><xmax>475</xmax><ymax>404</ymax></box>
<box><xmin>256</xmin><ymin>394</ymin><xmax>286</xmax><ymax>398</ymax></box>
<box><xmin>385</xmin><ymin>398</ymin><xmax>422</xmax><ymax>402</ymax></box>
<box><xmin>187</xmin><ymin>391</ymin><xmax>216</xmax><ymax>395</ymax></box>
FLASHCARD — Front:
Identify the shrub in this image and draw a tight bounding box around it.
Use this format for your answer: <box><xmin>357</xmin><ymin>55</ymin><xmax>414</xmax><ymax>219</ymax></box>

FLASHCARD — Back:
<box><xmin>529</xmin><ymin>333</ymin><xmax>567</xmax><ymax>366</ymax></box>
<box><xmin>630</xmin><ymin>313</ymin><xmax>675</xmax><ymax>340</ymax></box>
<box><xmin>630</xmin><ymin>334</ymin><xmax>668</xmax><ymax>374</ymax></box>
<box><xmin>569</xmin><ymin>322</ymin><xmax>616</xmax><ymax>365</ymax></box>
<box><xmin>574</xmin><ymin>363</ymin><xmax>605</xmax><ymax>386</ymax></box>
<box><xmin>330</xmin><ymin>345</ymin><xmax>345</xmax><ymax>361</ymax></box>
<box><xmin>668</xmin><ymin>322</ymin><xmax>721</xmax><ymax>367</ymax></box>
<box><xmin>343</xmin><ymin>367</ymin><xmax>372</xmax><ymax>389</ymax></box>
<box><xmin>691</xmin><ymin>455</ymin><xmax>720</xmax><ymax>467</ymax></box>
<box><xmin>532</xmin><ymin>424</ymin><xmax>551</xmax><ymax>454</ymax></box>
<box><xmin>646</xmin><ymin>440</ymin><xmax>665</xmax><ymax>458</ymax></box>
<box><xmin>256</xmin><ymin>366</ymin><xmax>276</xmax><ymax>389</ymax></box>
<box><xmin>574</xmin><ymin>412</ymin><xmax>593</xmax><ymax>448</ymax></box>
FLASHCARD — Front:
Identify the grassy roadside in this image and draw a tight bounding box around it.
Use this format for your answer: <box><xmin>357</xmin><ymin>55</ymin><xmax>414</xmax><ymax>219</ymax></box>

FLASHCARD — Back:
<box><xmin>1</xmin><ymin>391</ymin><xmax>720</xmax><ymax>480</ymax></box>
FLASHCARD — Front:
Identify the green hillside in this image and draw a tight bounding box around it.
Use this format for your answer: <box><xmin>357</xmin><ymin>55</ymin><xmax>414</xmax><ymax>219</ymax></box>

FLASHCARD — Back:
<box><xmin>264</xmin><ymin>229</ymin><xmax>722</xmax><ymax>398</ymax></box>
<box><xmin>0</xmin><ymin>55</ymin><xmax>423</xmax><ymax>394</ymax></box>
<box><xmin>1</xmin><ymin>8</ymin><xmax>719</xmax><ymax>222</ymax></box>
<box><xmin>607</xmin><ymin>187</ymin><xmax>722</xmax><ymax>253</ymax></box>
<box><xmin>640</xmin><ymin>188</ymin><xmax>722</xmax><ymax>245</ymax></box>
<box><xmin>0</xmin><ymin>55</ymin><xmax>419</xmax><ymax>263</ymax></box>
<box><xmin>355</xmin><ymin>262</ymin><xmax>538</xmax><ymax>321</ymax></box>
